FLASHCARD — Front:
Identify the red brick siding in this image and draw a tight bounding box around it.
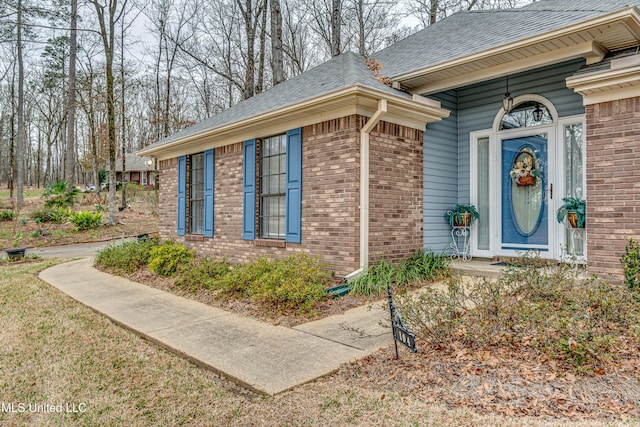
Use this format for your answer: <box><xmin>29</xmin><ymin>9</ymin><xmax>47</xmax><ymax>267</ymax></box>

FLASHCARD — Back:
<box><xmin>586</xmin><ymin>97</ymin><xmax>640</xmax><ymax>279</ymax></box>
<box><xmin>368</xmin><ymin>122</ymin><xmax>424</xmax><ymax>262</ymax></box>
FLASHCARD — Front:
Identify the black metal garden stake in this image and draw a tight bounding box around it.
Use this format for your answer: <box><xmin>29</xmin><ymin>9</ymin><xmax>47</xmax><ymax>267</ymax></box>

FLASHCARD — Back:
<box><xmin>387</xmin><ymin>283</ymin><xmax>417</xmax><ymax>358</ymax></box>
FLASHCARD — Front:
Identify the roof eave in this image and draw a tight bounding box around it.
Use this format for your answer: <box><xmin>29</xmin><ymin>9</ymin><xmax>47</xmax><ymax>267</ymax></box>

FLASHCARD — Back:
<box><xmin>138</xmin><ymin>85</ymin><xmax>449</xmax><ymax>158</ymax></box>
<box><xmin>390</xmin><ymin>6</ymin><xmax>640</xmax><ymax>92</ymax></box>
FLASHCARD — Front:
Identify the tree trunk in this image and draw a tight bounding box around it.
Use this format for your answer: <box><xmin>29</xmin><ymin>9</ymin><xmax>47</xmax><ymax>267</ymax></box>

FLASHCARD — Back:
<box><xmin>16</xmin><ymin>0</ymin><xmax>25</xmax><ymax>207</ymax></box>
<box><xmin>121</xmin><ymin>15</ymin><xmax>127</xmax><ymax>208</ymax></box>
<box><xmin>430</xmin><ymin>0</ymin><xmax>438</xmax><ymax>25</ymax></box>
<box><xmin>270</xmin><ymin>0</ymin><xmax>284</xmax><ymax>85</ymax></box>
<box><xmin>256</xmin><ymin>4</ymin><xmax>267</xmax><ymax>94</ymax></box>
<box><xmin>65</xmin><ymin>0</ymin><xmax>78</xmax><ymax>183</ymax></box>
<box><xmin>331</xmin><ymin>0</ymin><xmax>341</xmax><ymax>56</ymax></box>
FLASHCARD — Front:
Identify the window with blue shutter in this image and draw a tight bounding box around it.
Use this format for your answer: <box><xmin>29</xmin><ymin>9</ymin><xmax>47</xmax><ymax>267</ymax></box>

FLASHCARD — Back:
<box><xmin>203</xmin><ymin>148</ymin><xmax>215</xmax><ymax>237</ymax></box>
<box><xmin>242</xmin><ymin>139</ymin><xmax>256</xmax><ymax>240</ymax></box>
<box><xmin>177</xmin><ymin>155</ymin><xmax>187</xmax><ymax>236</ymax></box>
<box><xmin>285</xmin><ymin>128</ymin><xmax>302</xmax><ymax>243</ymax></box>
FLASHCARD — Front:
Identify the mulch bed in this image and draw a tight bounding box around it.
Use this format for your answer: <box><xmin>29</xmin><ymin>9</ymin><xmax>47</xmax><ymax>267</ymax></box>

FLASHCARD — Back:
<box><xmin>339</xmin><ymin>342</ymin><xmax>640</xmax><ymax>420</ymax></box>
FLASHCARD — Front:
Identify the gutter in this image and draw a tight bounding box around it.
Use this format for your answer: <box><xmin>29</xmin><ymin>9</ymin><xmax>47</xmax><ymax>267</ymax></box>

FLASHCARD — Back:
<box><xmin>346</xmin><ymin>99</ymin><xmax>388</xmax><ymax>281</ymax></box>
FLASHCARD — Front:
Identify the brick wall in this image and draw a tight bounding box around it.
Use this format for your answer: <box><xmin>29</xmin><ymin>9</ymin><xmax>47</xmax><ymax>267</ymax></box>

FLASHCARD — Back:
<box><xmin>157</xmin><ymin>115</ymin><xmax>425</xmax><ymax>277</ymax></box>
<box><xmin>369</xmin><ymin>122</ymin><xmax>424</xmax><ymax>262</ymax></box>
<box><xmin>586</xmin><ymin>97</ymin><xmax>640</xmax><ymax>279</ymax></box>
<box><xmin>158</xmin><ymin>116</ymin><xmax>361</xmax><ymax>277</ymax></box>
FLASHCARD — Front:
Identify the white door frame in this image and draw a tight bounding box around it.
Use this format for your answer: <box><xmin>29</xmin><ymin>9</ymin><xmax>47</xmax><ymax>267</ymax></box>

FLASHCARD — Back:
<box><xmin>469</xmin><ymin>95</ymin><xmax>585</xmax><ymax>260</ymax></box>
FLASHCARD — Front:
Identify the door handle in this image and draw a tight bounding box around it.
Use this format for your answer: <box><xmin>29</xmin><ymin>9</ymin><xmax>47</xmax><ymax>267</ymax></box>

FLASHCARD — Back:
<box><xmin>549</xmin><ymin>183</ymin><xmax>553</xmax><ymax>200</ymax></box>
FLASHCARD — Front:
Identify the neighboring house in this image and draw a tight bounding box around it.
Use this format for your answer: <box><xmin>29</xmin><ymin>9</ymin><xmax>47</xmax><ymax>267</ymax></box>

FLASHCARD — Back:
<box><xmin>113</xmin><ymin>153</ymin><xmax>157</xmax><ymax>187</ymax></box>
<box><xmin>140</xmin><ymin>0</ymin><xmax>640</xmax><ymax>279</ymax></box>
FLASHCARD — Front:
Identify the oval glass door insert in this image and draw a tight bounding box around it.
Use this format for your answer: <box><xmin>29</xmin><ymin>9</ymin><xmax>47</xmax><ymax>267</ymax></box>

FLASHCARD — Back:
<box><xmin>510</xmin><ymin>147</ymin><xmax>543</xmax><ymax>235</ymax></box>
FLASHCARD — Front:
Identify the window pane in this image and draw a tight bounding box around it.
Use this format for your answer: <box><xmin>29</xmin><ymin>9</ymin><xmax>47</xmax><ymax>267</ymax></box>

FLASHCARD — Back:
<box><xmin>258</xmin><ymin>135</ymin><xmax>287</xmax><ymax>239</ymax></box>
<box><xmin>477</xmin><ymin>137</ymin><xmax>490</xmax><ymax>250</ymax></box>
<box><xmin>500</xmin><ymin>101</ymin><xmax>553</xmax><ymax>130</ymax></box>
<box><xmin>564</xmin><ymin>123</ymin><xmax>585</xmax><ymax>256</ymax></box>
<box><xmin>189</xmin><ymin>153</ymin><xmax>205</xmax><ymax>235</ymax></box>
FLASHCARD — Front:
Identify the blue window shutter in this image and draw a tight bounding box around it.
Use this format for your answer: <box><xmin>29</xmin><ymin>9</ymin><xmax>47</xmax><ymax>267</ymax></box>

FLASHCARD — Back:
<box><xmin>242</xmin><ymin>139</ymin><xmax>256</xmax><ymax>240</ymax></box>
<box><xmin>286</xmin><ymin>128</ymin><xmax>302</xmax><ymax>243</ymax></box>
<box><xmin>177</xmin><ymin>155</ymin><xmax>186</xmax><ymax>236</ymax></box>
<box><xmin>204</xmin><ymin>148</ymin><xmax>215</xmax><ymax>237</ymax></box>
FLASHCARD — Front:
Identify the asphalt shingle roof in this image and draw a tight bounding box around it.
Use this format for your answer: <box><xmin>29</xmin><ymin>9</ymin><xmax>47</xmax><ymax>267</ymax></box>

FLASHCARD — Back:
<box><xmin>373</xmin><ymin>0</ymin><xmax>640</xmax><ymax>78</ymax></box>
<box><xmin>143</xmin><ymin>52</ymin><xmax>409</xmax><ymax>151</ymax></box>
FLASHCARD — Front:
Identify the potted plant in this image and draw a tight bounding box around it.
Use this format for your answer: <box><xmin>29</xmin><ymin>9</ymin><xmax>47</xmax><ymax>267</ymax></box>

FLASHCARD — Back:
<box><xmin>6</xmin><ymin>232</ymin><xmax>26</xmax><ymax>260</ymax></box>
<box><xmin>556</xmin><ymin>197</ymin><xmax>586</xmax><ymax>228</ymax></box>
<box><xmin>445</xmin><ymin>203</ymin><xmax>480</xmax><ymax>227</ymax></box>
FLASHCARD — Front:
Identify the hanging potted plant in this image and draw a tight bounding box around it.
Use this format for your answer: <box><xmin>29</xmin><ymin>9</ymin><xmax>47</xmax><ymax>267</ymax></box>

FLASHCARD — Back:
<box><xmin>556</xmin><ymin>197</ymin><xmax>586</xmax><ymax>228</ymax></box>
<box><xmin>445</xmin><ymin>204</ymin><xmax>480</xmax><ymax>227</ymax></box>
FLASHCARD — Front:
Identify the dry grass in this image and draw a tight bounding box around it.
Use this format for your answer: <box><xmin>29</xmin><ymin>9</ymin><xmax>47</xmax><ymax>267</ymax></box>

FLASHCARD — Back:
<box><xmin>2</xmin><ymin>260</ymin><xmax>638</xmax><ymax>426</ymax></box>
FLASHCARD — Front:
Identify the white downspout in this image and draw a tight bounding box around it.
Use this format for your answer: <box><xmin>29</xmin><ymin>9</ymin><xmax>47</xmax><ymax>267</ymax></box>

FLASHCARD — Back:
<box><xmin>345</xmin><ymin>99</ymin><xmax>388</xmax><ymax>281</ymax></box>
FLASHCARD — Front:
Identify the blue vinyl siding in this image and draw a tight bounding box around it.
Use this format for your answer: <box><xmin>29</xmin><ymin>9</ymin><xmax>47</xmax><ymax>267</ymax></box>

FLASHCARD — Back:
<box><xmin>177</xmin><ymin>155</ymin><xmax>186</xmax><ymax>236</ymax></box>
<box><xmin>424</xmin><ymin>90</ymin><xmax>459</xmax><ymax>251</ymax></box>
<box><xmin>423</xmin><ymin>59</ymin><xmax>586</xmax><ymax>251</ymax></box>
<box><xmin>242</xmin><ymin>139</ymin><xmax>256</xmax><ymax>240</ymax></box>
<box><xmin>203</xmin><ymin>148</ymin><xmax>215</xmax><ymax>238</ymax></box>
<box><xmin>285</xmin><ymin>128</ymin><xmax>303</xmax><ymax>243</ymax></box>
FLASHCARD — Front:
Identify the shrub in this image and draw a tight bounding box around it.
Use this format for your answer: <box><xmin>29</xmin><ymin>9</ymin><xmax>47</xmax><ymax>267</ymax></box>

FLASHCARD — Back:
<box><xmin>174</xmin><ymin>257</ymin><xmax>232</xmax><ymax>292</ymax></box>
<box><xmin>349</xmin><ymin>250</ymin><xmax>450</xmax><ymax>296</ymax></box>
<box><xmin>42</xmin><ymin>179</ymin><xmax>80</xmax><ymax>208</ymax></box>
<box><xmin>125</xmin><ymin>182</ymin><xmax>144</xmax><ymax>199</ymax></box>
<box><xmin>31</xmin><ymin>207</ymin><xmax>70</xmax><ymax>224</ymax></box>
<box><xmin>0</xmin><ymin>210</ymin><xmax>15</xmax><ymax>221</ymax></box>
<box><xmin>95</xmin><ymin>238</ymin><xmax>159</xmax><ymax>273</ymax></box>
<box><xmin>216</xmin><ymin>253</ymin><xmax>331</xmax><ymax>314</ymax></box>
<box><xmin>148</xmin><ymin>240</ymin><xmax>195</xmax><ymax>277</ymax></box>
<box><xmin>621</xmin><ymin>238</ymin><xmax>640</xmax><ymax>291</ymax></box>
<box><xmin>397</xmin><ymin>256</ymin><xmax>640</xmax><ymax>372</ymax></box>
<box><xmin>69</xmin><ymin>211</ymin><xmax>103</xmax><ymax>230</ymax></box>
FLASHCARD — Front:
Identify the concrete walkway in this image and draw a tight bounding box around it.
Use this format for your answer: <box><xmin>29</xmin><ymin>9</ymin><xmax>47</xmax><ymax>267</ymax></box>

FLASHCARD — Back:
<box><xmin>39</xmin><ymin>258</ymin><xmax>392</xmax><ymax>395</ymax></box>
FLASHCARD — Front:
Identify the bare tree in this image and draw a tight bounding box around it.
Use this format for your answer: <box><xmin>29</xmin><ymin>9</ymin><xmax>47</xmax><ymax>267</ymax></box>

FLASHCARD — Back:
<box><xmin>64</xmin><ymin>0</ymin><xmax>78</xmax><ymax>183</ymax></box>
<box><xmin>270</xmin><ymin>0</ymin><xmax>284</xmax><ymax>85</ymax></box>
<box><xmin>16</xmin><ymin>0</ymin><xmax>25</xmax><ymax>207</ymax></box>
<box><xmin>89</xmin><ymin>0</ymin><xmax>129</xmax><ymax>225</ymax></box>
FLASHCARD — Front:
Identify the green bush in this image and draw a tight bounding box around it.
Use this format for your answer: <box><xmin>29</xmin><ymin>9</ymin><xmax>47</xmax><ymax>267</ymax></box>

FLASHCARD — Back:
<box><xmin>95</xmin><ymin>239</ymin><xmax>159</xmax><ymax>273</ymax></box>
<box><xmin>349</xmin><ymin>250</ymin><xmax>450</xmax><ymax>296</ymax></box>
<box><xmin>125</xmin><ymin>182</ymin><xmax>144</xmax><ymax>199</ymax></box>
<box><xmin>42</xmin><ymin>179</ymin><xmax>80</xmax><ymax>208</ymax></box>
<box><xmin>174</xmin><ymin>257</ymin><xmax>231</xmax><ymax>292</ymax></box>
<box><xmin>0</xmin><ymin>210</ymin><xmax>15</xmax><ymax>221</ymax></box>
<box><xmin>69</xmin><ymin>211</ymin><xmax>102</xmax><ymax>231</ymax></box>
<box><xmin>148</xmin><ymin>241</ymin><xmax>195</xmax><ymax>277</ymax></box>
<box><xmin>216</xmin><ymin>253</ymin><xmax>331</xmax><ymax>314</ymax></box>
<box><xmin>31</xmin><ymin>207</ymin><xmax>70</xmax><ymax>224</ymax></box>
<box><xmin>621</xmin><ymin>238</ymin><xmax>640</xmax><ymax>291</ymax></box>
<box><xmin>397</xmin><ymin>256</ymin><xmax>640</xmax><ymax>372</ymax></box>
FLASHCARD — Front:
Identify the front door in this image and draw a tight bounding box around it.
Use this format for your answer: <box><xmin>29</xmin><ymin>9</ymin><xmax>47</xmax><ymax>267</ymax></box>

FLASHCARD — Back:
<box><xmin>501</xmin><ymin>134</ymin><xmax>549</xmax><ymax>253</ymax></box>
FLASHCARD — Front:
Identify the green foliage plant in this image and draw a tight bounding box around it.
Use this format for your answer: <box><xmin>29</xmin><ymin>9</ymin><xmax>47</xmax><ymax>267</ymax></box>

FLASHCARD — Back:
<box><xmin>69</xmin><ymin>211</ymin><xmax>103</xmax><ymax>231</ymax></box>
<box><xmin>31</xmin><ymin>207</ymin><xmax>70</xmax><ymax>224</ymax></box>
<box><xmin>349</xmin><ymin>250</ymin><xmax>450</xmax><ymax>297</ymax></box>
<box><xmin>556</xmin><ymin>197</ymin><xmax>586</xmax><ymax>228</ymax></box>
<box><xmin>397</xmin><ymin>253</ymin><xmax>640</xmax><ymax>372</ymax></box>
<box><xmin>216</xmin><ymin>253</ymin><xmax>331</xmax><ymax>315</ymax></box>
<box><xmin>621</xmin><ymin>238</ymin><xmax>640</xmax><ymax>291</ymax></box>
<box><xmin>42</xmin><ymin>179</ymin><xmax>80</xmax><ymax>208</ymax></box>
<box><xmin>95</xmin><ymin>239</ymin><xmax>159</xmax><ymax>273</ymax></box>
<box><xmin>445</xmin><ymin>203</ymin><xmax>480</xmax><ymax>227</ymax></box>
<box><xmin>0</xmin><ymin>210</ymin><xmax>15</xmax><ymax>221</ymax></box>
<box><xmin>174</xmin><ymin>257</ymin><xmax>231</xmax><ymax>292</ymax></box>
<box><xmin>148</xmin><ymin>240</ymin><xmax>195</xmax><ymax>277</ymax></box>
